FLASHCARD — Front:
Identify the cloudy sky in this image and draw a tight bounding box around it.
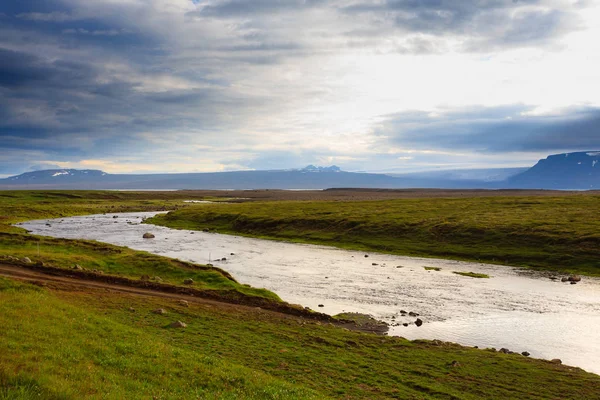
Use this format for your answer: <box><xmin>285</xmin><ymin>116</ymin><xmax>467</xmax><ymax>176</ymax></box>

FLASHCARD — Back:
<box><xmin>1</xmin><ymin>0</ymin><xmax>599</xmax><ymax>177</ymax></box>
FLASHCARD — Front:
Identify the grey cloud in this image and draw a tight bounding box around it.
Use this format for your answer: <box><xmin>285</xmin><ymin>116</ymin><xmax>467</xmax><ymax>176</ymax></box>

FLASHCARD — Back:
<box><xmin>16</xmin><ymin>12</ymin><xmax>76</xmax><ymax>22</ymax></box>
<box><xmin>343</xmin><ymin>0</ymin><xmax>580</xmax><ymax>50</ymax></box>
<box><xmin>376</xmin><ymin>106</ymin><xmax>600</xmax><ymax>153</ymax></box>
<box><xmin>1</xmin><ymin>0</ymin><xmax>597</xmax><ymax>176</ymax></box>
<box><xmin>28</xmin><ymin>163</ymin><xmax>62</xmax><ymax>171</ymax></box>
<box><xmin>196</xmin><ymin>0</ymin><xmax>325</xmax><ymax>18</ymax></box>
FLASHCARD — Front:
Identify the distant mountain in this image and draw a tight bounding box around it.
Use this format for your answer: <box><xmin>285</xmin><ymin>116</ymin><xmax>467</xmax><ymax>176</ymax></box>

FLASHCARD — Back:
<box><xmin>0</xmin><ymin>167</ymin><xmax>424</xmax><ymax>190</ymax></box>
<box><xmin>390</xmin><ymin>167</ymin><xmax>527</xmax><ymax>182</ymax></box>
<box><xmin>3</xmin><ymin>155</ymin><xmax>599</xmax><ymax>190</ymax></box>
<box><xmin>3</xmin><ymin>169</ymin><xmax>107</xmax><ymax>184</ymax></box>
<box><xmin>507</xmin><ymin>151</ymin><xmax>600</xmax><ymax>189</ymax></box>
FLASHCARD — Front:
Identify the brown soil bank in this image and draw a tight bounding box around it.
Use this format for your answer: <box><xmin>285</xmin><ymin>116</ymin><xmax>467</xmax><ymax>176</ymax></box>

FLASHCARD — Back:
<box><xmin>0</xmin><ymin>262</ymin><xmax>386</xmax><ymax>334</ymax></box>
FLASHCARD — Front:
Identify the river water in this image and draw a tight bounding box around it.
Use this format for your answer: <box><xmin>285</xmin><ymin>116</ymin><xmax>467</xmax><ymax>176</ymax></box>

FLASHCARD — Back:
<box><xmin>18</xmin><ymin>212</ymin><xmax>600</xmax><ymax>374</ymax></box>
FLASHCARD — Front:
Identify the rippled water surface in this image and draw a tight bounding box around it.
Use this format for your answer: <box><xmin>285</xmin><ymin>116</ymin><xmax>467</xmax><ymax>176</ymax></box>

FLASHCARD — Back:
<box><xmin>18</xmin><ymin>212</ymin><xmax>600</xmax><ymax>374</ymax></box>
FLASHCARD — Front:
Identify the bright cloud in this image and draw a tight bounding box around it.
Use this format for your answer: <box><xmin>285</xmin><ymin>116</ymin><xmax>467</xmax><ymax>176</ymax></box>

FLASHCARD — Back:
<box><xmin>0</xmin><ymin>0</ymin><xmax>599</xmax><ymax>176</ymax></box>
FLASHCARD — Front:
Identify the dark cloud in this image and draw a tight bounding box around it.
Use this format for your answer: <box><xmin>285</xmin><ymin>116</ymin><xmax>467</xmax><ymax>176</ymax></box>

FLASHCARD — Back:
<box><xmin>377</xmin><ymin>106</ymin><xmax>600</xmax><ymax>153</ymax></box>
<box><xmin>195</xmin><ymin>0</ymin><xmax>325</xmax><ymax>18</ymax></box>
<box><xmin>0</xmin><ymin>48</ymin><xmax>97</xmax><ymax>89</ymax></box>
<box><xmin>0</xmin><ymin>0</ymin><xmax>596</xmax><ymax>176</ymax></box>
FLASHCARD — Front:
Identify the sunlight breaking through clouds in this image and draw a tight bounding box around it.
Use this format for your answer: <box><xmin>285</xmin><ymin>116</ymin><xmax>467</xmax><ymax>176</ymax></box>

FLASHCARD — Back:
<box><xmin>1</xmin><ymin>0</ymin><xmax>599</xmax><ymax>175</ymax></box>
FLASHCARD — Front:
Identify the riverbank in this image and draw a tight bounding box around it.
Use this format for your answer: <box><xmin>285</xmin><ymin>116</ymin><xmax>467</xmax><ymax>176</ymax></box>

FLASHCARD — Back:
<box><xmin>2</xmin><ymin>190</ymin><xmax>600</xmax><ymax>398</ymax></box>
<box><xmin>21</xmin><ymin>211</ymin><xmax>600</xmax><ymax>374</ymax></box>
<box><xmin>2</xmin><ymin>273</ymin><xmax>600</xmax><ymax>399</ymax></box>
<box><xmin>148</xmin><ymin>194</ymin><xmax>600</xmax><ymax>276</ymax></box>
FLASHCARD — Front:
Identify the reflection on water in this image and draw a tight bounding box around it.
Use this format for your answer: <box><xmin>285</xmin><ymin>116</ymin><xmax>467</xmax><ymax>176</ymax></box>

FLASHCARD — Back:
<box><xmin>18</xmin><ymin>212</ymin><xmax>600</xmax><ymax>375</ymax></box>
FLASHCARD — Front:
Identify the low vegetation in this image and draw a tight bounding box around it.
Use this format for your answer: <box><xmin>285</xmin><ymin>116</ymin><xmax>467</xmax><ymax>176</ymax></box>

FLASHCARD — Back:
<box><xmin>2</xmin><ymin>277</ymin><xmax>599</xmax><ymax>399</ymax></box>
<box><xmin>148</xmin><ymin>195</ymin><xmax>600</xmax><ymax>275</ymax></box>
<box><xmin>2</xmin><ymin>190</ymin><xmax>600</xmax><ymax>397</ymax></box>
<box><xmin>0</xmin><ymin>191</ymin><xmax>280</xmax><ymax>302</ymax></box>
<box><xmin>453</xmin><ymin>271</ymin><xmax>490</xmax><ymax>279</ymax></box>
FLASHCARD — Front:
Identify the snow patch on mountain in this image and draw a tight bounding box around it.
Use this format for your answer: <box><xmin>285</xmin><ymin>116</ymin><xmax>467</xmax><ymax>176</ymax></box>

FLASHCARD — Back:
<box><xmin>52</xmin><ymin>171</ymin><xmax>71</xmax><ymax>177</ymax></box>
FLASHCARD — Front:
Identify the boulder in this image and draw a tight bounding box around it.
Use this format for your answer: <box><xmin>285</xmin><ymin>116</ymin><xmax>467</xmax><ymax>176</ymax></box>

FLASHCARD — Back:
<box><xmin>183</xmin><ymin>278</ymin><xmax>194</xmax><ymax>285</ymax></box>
<box><xmin>568</xmin><ymin>275</ymin><xmax>581</xmax><ymax>282</ymax></box>
<box><xmin>550</xmin><ymin>359</ymin><xmax>562</xmax><ymax>364</ymax></box>
<box><xmin>499</xmin><ymin>348</ymin><xmax>510</xmax><ymax>354</ymax></box>
<box><xmin>521</xmin><ymin>351</ymin><xmax>530</xmax><ymax>357</ymax></box>
<box><xmin>179</xmin><ymin>300</ymin><xmax>189</xmax><ymax>307</ymax></box>
<box><xmin>152</xmin><ymin>308</ymin><xmax>167</xmax><ymax>315</ymax></box>
<box><xmin>372</xmin><ymin>263</ymin><xmax>378</xmax><ymax>266</ymax></box>
<box><xmin>415</xmin><ymin>318</ymin><xmax>423</xmax><ymax>327</ymax></box>
<box><xmin>22</xmin><ymin>257</ymin><xmax>32</xmax><ymax>264</ymax></box>
<box><xmin>364</xmin><ymin>254</ymin><xmax>369</xmax><ymax>258</ymax></box>
<box><xmin>152</xmin><ymin>276</ymin><xmax>163</xmax><ymax>282</ymax></box>
<box><xmin>561</xmin><ymin>277</ymin><xmax>568</xmax><ymax>282</ymax></box>
<box><xmin>140</xmin><ymin>275</ymin><xmax>150</xmax><ymax>281</ymax></box>
<box><xmin>318</xmin><ymin>304</ymin><xmax>324</xmax><ymax>307</ymax></box>
<box><xmin>169</xmin><ymin>321</ymin><xmax>187</xmax><ymax>328</ymax></box>
<box><xmin>142</xmin><ymin>232</ymin><xmax>155</xmax><ymax>239</ymax></box>
<box><xmin>73</xmin><ymin>264</ymin><xmax>83</xmax><ymax>270</ymax></box>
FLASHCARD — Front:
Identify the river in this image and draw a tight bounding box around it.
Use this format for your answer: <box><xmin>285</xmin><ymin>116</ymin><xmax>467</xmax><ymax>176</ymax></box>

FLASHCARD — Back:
<box><xmin>18</xmin><ymin>211</ymin><xmax>600</xmax><ymax>374</ymax></box>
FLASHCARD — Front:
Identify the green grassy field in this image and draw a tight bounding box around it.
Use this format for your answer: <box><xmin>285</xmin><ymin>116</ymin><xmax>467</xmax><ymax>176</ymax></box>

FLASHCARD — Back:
<box><xmin>2</xmin><ymin>277</ymin><xmax>599</xmax><ymax>399</ymax></box>
<box><xmin>0</xmin><ymin>191</ymin><xmax>279</xmax><ymax>301</ymax></box>
<box><xmin>0</xmin><ymin>190</ymin><xmax>219</xmax><ymax>234</ymax></box>
<box><xmin>2</xmin><ymin>190</ymin><xmax>600</xmax><ymax>398</ymax></box>
<box><xmin>148</xmin><ymin>195</ymin><xmax>600</xmax><ymax>275</ymax></box>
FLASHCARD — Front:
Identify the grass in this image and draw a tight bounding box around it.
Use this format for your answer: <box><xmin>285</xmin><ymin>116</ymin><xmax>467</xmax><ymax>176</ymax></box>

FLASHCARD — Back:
<box><xmin>0</xmin><ymin>278</ymin><xmax>316</xmax><ymax>400</ymax></box>
<box><xmin>147</xmin><ymin>195</ymin><xmax>600</xmax><ymax>275</ymax></box>
<box><xmin>2</xmin><ymin>190</ymin><xmax>600</xmax><ymax>397</ymax></box>
<box><xmin>2</xmin><ymin>277</ymin><xmax>599</xmax><ymax>399</ymax></box>
<box><xmin>0</xmin><ymin>190</ymin><xmax>225</xmax><ymax>234</ymax></box>
<box><xmin>453</xmin><ymin>271</ymin><xmax>490</xmax><ymax>279</ymax></box>
<box><xmin>0</xmin><ymin>190</ymin><xmax>282</xmax><ymax>302</ymax></box>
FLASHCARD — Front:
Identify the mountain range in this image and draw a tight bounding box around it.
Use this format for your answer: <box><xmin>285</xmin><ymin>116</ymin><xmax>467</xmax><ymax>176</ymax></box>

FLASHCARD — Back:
<box><xmin>1</xmin><ymin>152</ymin><xmax>599</xmax><ymax>190</ymax></box>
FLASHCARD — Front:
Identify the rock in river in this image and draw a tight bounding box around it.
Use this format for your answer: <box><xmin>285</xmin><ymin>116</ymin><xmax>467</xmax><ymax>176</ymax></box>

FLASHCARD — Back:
<box><xmin>142</xmin><ymin>232</ymin><xmax>155</xmax><ymax>239</ymax></box>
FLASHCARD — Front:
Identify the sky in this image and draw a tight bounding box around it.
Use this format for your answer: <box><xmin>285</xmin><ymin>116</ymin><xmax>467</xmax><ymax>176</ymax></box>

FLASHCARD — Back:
<box><xmin>1</xmin><ymin>0</ymin><xmax>600</xmax><ymax>177</ymax></box>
